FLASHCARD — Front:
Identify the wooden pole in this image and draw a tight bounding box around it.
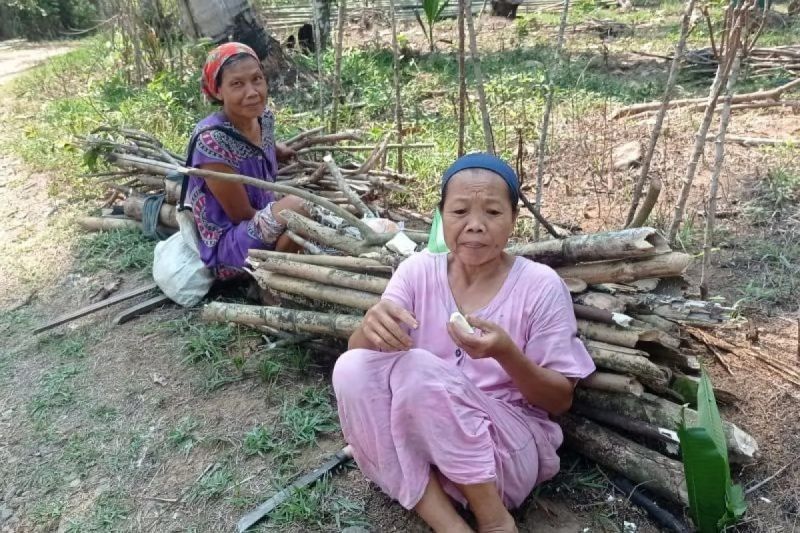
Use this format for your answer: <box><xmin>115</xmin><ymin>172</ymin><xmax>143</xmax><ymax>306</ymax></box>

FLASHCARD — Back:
<box><xmin>580</xmin><ymin>372</ymin><xmax>644</xmax><ymax>396</ymax></box>
<box><xmin>624</xmin><ymin>0</ymin><xmax>695</xmax><ymax>227</ymax></box>
<box><xmin>457</xmin><ymin>0</ymin><xmax>467</xmax><ymax>156</ymax></box>
<box><xmin>77</xmin><ymin>216</ymin><xmax>142</xmax><ymax>232</ymax></box>
<box><xmin>533</xmin><ymin>0</ymin><xmax>570</xmax><ymax>239</ymax></box>
<box><xmin>310</xmin><ymin>0</ymin><xmax>325</xmax><ymax>121</ymax></box>
<box><xmin>554</xmin><ymin>252</ymin><xmax>691</xmax><ymax>285</ymax></box>
<box><xmin>464</xmin><ymin>0</ymin><xmax>494</xmax><ymax>155</ymax></box>
<box><xmin>250</xmin><ymin>271</ymin><xmax>380</xmax><ymax>311</ymax></box>
<box><xmin>330</xmin><ymin>0</ymin><xmax>347</xmax><ymax>132</ymax></box>
<box><xmin>387</xmin><ymin>0</ymin><xmax>405</xmax><ymax>173</ymax></box>
<box><xmin>247</xmin><ymin>249</ymin><xmax>390</xmax><ymax>272</ymax></box>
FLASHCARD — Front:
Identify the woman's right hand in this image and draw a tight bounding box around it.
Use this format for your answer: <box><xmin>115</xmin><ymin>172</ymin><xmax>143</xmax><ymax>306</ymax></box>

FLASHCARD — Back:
<box><xmin>360</xmin><ymin>300</ymin><xmax>418</xmax><ymax>352</ymax></box>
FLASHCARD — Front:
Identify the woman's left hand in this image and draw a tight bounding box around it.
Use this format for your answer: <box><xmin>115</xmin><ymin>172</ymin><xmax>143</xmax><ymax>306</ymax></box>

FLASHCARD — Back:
<box><xmin>446</xmin><ymin>315</ymin><xmax>516</xmax><ymax>360</ymax></box>
<box><xmin>276</xmin><ymin>143</ymin><xmax>296</xmax><ymax>162</ymax></box>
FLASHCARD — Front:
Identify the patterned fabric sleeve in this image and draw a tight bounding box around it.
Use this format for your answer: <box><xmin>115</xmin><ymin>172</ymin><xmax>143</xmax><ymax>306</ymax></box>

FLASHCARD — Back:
<box><xmin>192</xmin><ymin>129</ymin><xmax>246</xmax><ymax>169</ymax></box>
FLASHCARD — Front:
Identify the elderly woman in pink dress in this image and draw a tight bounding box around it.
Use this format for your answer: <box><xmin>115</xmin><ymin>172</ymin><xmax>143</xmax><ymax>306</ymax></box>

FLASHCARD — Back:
<box><xmin>332</xmin><ymin>153</ymin><xmax>596</xmax><ymax>532</ymax></box>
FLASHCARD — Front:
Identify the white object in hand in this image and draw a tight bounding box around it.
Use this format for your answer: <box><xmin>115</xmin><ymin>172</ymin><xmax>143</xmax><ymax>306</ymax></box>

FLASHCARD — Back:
<box><xmin>449</xmin><ymin>312</ymin><xmax>475</xmax><ymax>334</ymax></box>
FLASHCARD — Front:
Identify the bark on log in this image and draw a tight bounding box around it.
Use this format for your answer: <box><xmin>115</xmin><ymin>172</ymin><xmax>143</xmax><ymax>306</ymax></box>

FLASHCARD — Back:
<box><xmin>574</xmin><ymin>389</ymin><xmax>759</xmax><ymax>464</ymax></box>
<box><xmin>578</xmin><ymin>320</ymin><xmax>680</xmax><ymax>352</ymax></box>
<box><xmin>618</xmin><ymin>294</ymin><xmax>731</xmax><ymax>325</ymax></box>
<box><xmin>281</xmin><ymin>211</ymin><xmax>382</xmax><ymax>257</ymax></box>
<box><xmin>254</xmin><ymin>257</ymin><xmax>388</xmax><ymax>294</ymax></box>
<box><xmin>555</xmin><ymin>252</ymin><xmax>691</xmax><ymax>285</ymax></box>
<box><xmin>560</xmin><ymin>414</ymin><xmax>689</xmax><ymax>504</ymax></box>
<box><xmin>250</xmin><ymin>271</ymin><xmax>380</xmax><ymax>311</ymax></box>
<box><xmin>585</xmin><ymin>340</ymin><xmax>671</xmax><ymax>392</ymax></box>
<box><xmin>563</xmin><ymin>277</ymin><xmax>588</xmax><ymax>294</ymax></box>
<box><xmin>202</xmin><ymin>302</ymin><xmax>361</xmax><ymax>339</ymax></box>
<box><xmin>508</xmin><ymin>227</ymin><xmax>670</xmax><ymax>267</ymax></box>
<box><xmin>570</xmin><ymin>403</ymin><xmax>678</xmax><ymax>445</ymax></box>
<box><xmin>165</xmin><ymin>179</ymin><xmax>181</xmax><ymax>204</ymax></box>
<box><xmin>77</xmin><ymin>216</ymin><xmax>142</xmax><ymax>232</ymax></box>
<box><xmin>247</xmin><ymin>249</ymin><xmax>391</xmax><ymax>273</ymax></box>
<box><xmin>574</xmin><ymin>292</ymin><xmax>627</xmax><ymax>313</ymax></box>
<box><xmin>123</xmin><ymin>195</ymin><xmax>178</xmax><ymax>228</ymax></box>
<box><xmin>580</xmin><ymin>372</ymin><xmax>644</xmax><ymax>396</ymax></box>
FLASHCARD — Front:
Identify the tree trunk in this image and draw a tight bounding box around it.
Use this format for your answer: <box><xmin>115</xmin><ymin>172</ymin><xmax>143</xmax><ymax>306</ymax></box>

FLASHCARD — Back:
<box><xmin>176</xmin><ymin>0</ymin><xmax>295</xmax><ymax>84</ymax></box>
<box><xmin>573</xmin><ymin>389</ymin><xmax>759</xmax><ymax>464</ymax></box>
<box><xmin>580</xmin><ymin>372</ymin><xmax>644</xmax><ymax>396</ymax></box>
<box><xmin>507</xmin><ymin>227</ymin><xmax>670</xmax><ymax>267</ymax></box>
<box><xmin>585</xmin><ymin>340</ymin><xmax>671</xmax><ymax>392</ymax></box>
<box><xmin>123</xmin><ymin>195</ymin><xmax>178</xmax><ymax>228</ymax></box>
<box><xmin>254</xmin><ymin>257</ymin><xmax>389</xmax><ymax>294</ymax></box>
<box><xmin>313</xmin><ymin>0</ymin><xmax>332</xmax><ymax>50</ymax></box>
<box><xmin>560</xmin><ymin>414</ymin><xmax>688</xmax><ymax>504</ymax></box>
<box><xmin>251</xmin><ymin>271</ymin><xmax>381</xmax><ymax>311</ymax></box>
<box><xmin>490</xmin><ymin>0</ymin><xmax>522</xmax><ymax>18</ymax></box>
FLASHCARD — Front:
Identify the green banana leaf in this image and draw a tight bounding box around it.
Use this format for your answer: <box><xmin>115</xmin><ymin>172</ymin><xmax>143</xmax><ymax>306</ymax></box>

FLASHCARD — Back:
<box><xmin>679</xmin><ymin>369</ymin><xmax>746</xmax><ymax>532</ymax></box>
<box><xmin>422</xmin><ymin>0</ymin><xmax>450</xmax><ymax>25</ymax></box>
<box><xmin>427</xmin><ymin>208</ymin><xmax>450</xmax><ymax>253</ymax></box>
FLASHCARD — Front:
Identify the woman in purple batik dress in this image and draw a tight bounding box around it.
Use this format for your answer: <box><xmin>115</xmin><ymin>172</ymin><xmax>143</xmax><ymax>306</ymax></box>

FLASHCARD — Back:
<box><xmin>185</xmin><ymin>42</ymin><xmax>306</xmax><ymax>281</ymax></box>
<box><xmin>332</xmin><ymin>153</ymin><xmax>596</xmax><ymax>532</ymax></box>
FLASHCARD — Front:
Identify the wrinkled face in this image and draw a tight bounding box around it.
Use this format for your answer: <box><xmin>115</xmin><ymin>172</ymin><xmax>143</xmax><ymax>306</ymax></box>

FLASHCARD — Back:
<box><xmin>441</xmin><ymin>169</ymin><xmax>517</xmax><ymax>267</ymax></box>
<box><xmin>214</xmin><ymin>56</ymin><xmax>267</xmax><ymax>120</ymax></box>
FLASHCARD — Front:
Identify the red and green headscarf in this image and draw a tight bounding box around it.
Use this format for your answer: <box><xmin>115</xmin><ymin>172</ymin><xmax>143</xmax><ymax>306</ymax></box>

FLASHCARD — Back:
<box><xmin>201</xmin><ymin>42</ymin><xmax>260</xmax><ymax>102</ymax></box>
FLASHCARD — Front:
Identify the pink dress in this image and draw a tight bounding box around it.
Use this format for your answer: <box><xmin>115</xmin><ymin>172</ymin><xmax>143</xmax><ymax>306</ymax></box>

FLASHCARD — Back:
<box><xmin>332</xmin><ymin>251</ymin><xmax>595</xmax><ymax>510</ymax></box>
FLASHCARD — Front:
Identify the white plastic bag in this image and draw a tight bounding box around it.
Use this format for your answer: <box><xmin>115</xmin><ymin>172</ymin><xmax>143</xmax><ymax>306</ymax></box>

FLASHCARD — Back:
<box><xmin>152</xmin><ymin>210</ymin><xmax>214</xmax><ymax>307</ymax></box>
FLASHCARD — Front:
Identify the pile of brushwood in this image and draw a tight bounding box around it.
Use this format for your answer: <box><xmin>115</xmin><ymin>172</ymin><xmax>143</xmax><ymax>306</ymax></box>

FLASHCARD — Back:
<box><xmin>80</xmin><ymin>126</ymin><xmax>758</xmax><ymax>508</ymax></box>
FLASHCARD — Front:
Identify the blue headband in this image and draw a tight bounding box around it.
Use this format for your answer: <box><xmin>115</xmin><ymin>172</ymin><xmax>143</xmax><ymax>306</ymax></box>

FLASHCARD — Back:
<box><xmin>441</xmin><ymin>153</ymin><xmax>520</xmax><ymax>206</ymax></box>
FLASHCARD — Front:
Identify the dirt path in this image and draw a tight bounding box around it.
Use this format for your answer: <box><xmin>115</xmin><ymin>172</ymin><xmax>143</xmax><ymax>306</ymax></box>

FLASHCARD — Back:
<box><xmin>0</xmin><ymin>40</ymin><xmax>75</xmax><ymax>86</ymax></box>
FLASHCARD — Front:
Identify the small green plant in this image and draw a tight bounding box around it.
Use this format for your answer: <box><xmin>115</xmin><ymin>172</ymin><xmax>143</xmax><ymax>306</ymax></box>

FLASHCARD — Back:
<box><xmin>243</xmin><ymin>426</ymin><xmax>278</xmax><ymax>457</ymax></box>
<box><xmin>189</xmin><ymin>465</ymin><xmax>234</xmax><ymax>502</ymax></box>
<box><xmin>168</xmin><ymin>416</ymin><xmax>201</xmax><ymax>454</ymax></box>
<box><xmin>678</xmin><ymin>369</ymin><xmax>746</xmax><ymax>532</ymax></box>
<box><xmin>414</xmin><ymin>0</ymin><xmax>450</xmax><ymax>53</ymax></box>
<box><xmin>280</xmin><ymin>386</ymin><xmax>339</xmax><ymax>447</ymax></box>
<box><xmin>28</xmin><ymin>364</ymin><xmax>83</xmax><ymax>420</ymax></box>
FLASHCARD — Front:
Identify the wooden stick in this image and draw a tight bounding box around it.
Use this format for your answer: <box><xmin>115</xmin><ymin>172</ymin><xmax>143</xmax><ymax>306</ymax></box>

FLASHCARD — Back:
<box><xmin>253</xmin><ymin>257</ymin><xmax>388</xmax><ymax>294</ymax></box>
<box><xmin>464</xmin><ymin>0</ymin><xmax>494</xmax><ymax>155</ymax></box>
<box><xmin>457</xmin><ymin>0</ymin><xmax>467</xmax><ymax>157</ymax></box>
<box><xmin>585</xmin><ymin>340</ymin><xmax>671</xmax><ymax>391</ymax></box>
<box><xmin>285</xmin><ymin>230</ymin><xmax>322</xmax><ymax>254</ymax></box>
<box><xmin>34</xmin><ymin>283</ymin><xmax>159</xmax><ymax>334</ymax></box>
<box><xmin>281</xmin><ymin>211</ymin><xmax>379</xmax><ymax>257</ymax></box>
<box><xmin>628</xmin><ymin>176</ymin><xmax>662</xmax><ymax>229</ymax></box>
<box><xmin>571</xmin><ymin>403</ymin><xmax>678</xmax><ymax>445</ymax></box>
<box><xmin>113</xmin><ymin>294</ymin><xmax>171</xmax><ymax>325</ymax></box>
<box><xmin>77</xmin><ymin>216</ymin><xmax>142</xmax><ymax>232</ymax></box>
<box><xmin>612</xmin><ymin>77</ymin><xmax>800</xmax><ymax>119</ymax></box>
<box><xmin>388</xmin><ymin>0</ymin><xmax>404</xmax><ymax>173</ymax></box>
<box><xmin>324</xmin><ymin>154</ymin><xmax>374</xmax><ymax>217</ymax></box>
<box><xmin>297</xmin><ymin>143</ymin><xmax>433</xmax><ymax>153</ymax></box>
<box><xmin>247</xmin><ymin>249</ymin><xmax>390</xmax><ymax>272</ymax></box>
<box><xmin>202</xmin><ymin>302</ymin><xmax>361</xmax><ymax>339</ymax></box>
<box><xmin>289</xmin><ymin>131</ymin><xmax>364</xmax><ymax>151</ymax></box>
<box><xmin>702</xmin><ymin>53</ymin><xmax>742</xmax><ymax>297</ymax></box>
<box><xmin>554</xmin><ymin>252</ymin><xmax>691</xmax><ymax>285</ymax></box>
<box><xmin>507</xmin><ymin>227</ymin><xmax>670</xmax><ymax>267</ymax></box>
<box><xmin>533</xmin><ymin>0</ymin><xmax>570</xmax><ymax>238</ymax></box>
<box><xmin>283</xmin><ymin>126</ymin><xmax>325</xmax><ymax>148</ymax></box>
<box><xmin>330</xmin><ymin>0</ymin><xmax>347</xmax><ymax>132</ymax></box>
<box><xmin>624</xmin><ymin>0</ymin><xmax>695</xmax><ymax>227</ymax></box>
<box><xmin>713</xmin><ymin>134</ymin><xmax>800</xmax><ymax>146</ymax></box>
<box><xmin>251</xmin><ymin>271</ymin><xmax>380</xmax><ymax>311</ymax></box>
<box><xmin>180</xmin><ymin>166</ymin><xmax>380</xmax><ymax>244</ymax></box>
<box><xmin>355</xmin><ymin>136</ymin><xmax>390</xmax><ymax>176</ymax></box>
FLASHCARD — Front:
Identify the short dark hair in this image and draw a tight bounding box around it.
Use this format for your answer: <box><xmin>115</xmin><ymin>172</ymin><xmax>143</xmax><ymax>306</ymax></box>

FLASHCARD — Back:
<box><xmin>438</xmin><ymin>174</ymin><xmax>520</xmax><ymax>214</ymax></box>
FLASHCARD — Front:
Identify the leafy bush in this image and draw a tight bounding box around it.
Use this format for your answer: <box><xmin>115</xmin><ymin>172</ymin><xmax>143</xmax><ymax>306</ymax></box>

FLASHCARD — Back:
<box><xmin>0</xmin><ymin>0</ymin><xmax>99</xmax><ymax>40</ymax></box>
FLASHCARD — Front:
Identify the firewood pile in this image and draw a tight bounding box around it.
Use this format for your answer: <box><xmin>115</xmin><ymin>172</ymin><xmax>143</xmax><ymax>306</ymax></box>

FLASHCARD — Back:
<box><xmin>77</xmin><ymin>126</ymin><xmax>432</xmax><ymax>234</ymax></box>
<box><xmin>79</xmin><ymin>126</ymin><xmax>758</xmax><ymax>507</ymax></box>
<box><xmin>202</xmin><ymin>228</ymin><xmax>757</xmax><ymax>506</ymax></box>
<box><xmin>682</xmin><ymin>45</ymin><xmax>800</xmax><ymax>78</ymax></box>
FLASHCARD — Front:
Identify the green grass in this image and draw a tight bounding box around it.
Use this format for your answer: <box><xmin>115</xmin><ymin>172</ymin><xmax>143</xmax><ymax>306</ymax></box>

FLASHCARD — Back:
<box><xmin>28</xmin><ymin>364</ymin><xmax>83</xmax><ymax>420</ymax></box>
<box><xmin>75</xmin><ymin>228</ymin><xmax>155</xmax><ymax>274</ymax></box>
<box><xmin>29</xmin><ymin>499</ymin><xmax>66</xmax><ymax>526</ymax></box>
<box><xmin>168</xmin><ymin>416</ymin><xmax>202</xmax><ymax>454</ymax></box>
<box><xmin>242</xmin><ymin>425</ymin><xmax>279</xmax><ymax>457</ymax></box>
<box><xmin>270</xmin><ymin>475</ymin><xmax>367</xmax><ymax>530</ymax></box>
<box><xmin>188</xmin><ymin>464</ymin><xmax>235</xmax><ymax>503</ymax></box>
<box><xmin>280</xmin><ymin>386</ymin><xmax>339</xmax><ymax>447</ymax></box>
<box><xmin>63</xmin><ymin>490</ymin><xmax>130</xmax><ymax>532</ymax></box>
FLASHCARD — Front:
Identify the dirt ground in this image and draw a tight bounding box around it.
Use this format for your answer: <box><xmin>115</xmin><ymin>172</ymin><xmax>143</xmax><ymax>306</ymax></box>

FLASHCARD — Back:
<box><xmin>1</xmin><ymin>23</ymin><xmax>800</xmax><ymax>533</ymax></box>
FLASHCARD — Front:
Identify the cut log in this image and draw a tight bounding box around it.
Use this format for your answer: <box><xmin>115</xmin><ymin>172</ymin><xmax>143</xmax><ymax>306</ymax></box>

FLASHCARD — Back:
<box><xmin>577</xmin><ymin>320</ymin><xmax>680</xmax><ymax>351</ymax></box>
<box><xmin>77</xmin><ymin>216</ymin><xmax>142</xmax><ymax>232</ymax></box>
<box><xmin>247</xmin><ymin>250</ymin><xmax>391</xmax><ymax>273</ymax></box>
<box><xmin>202</xmin><ymin>302</ymin><xmax>361</xmax><ymax>339</ymax></box>
<box><xmin>574</xmin><ymin>292</ymin><xmax>627</xmax><ymax>313</ymax></box>
<box><xmin>574</xmin><ymin>389</ymin><xmax>759</xmax><ymax>464</ymax></box>
<box><xmin>585</xmin><ymin>340</ymin><xmax>671</xmax><ymax>392</ymax></box>
<box><xmin>123</xmin><ymin>195</ymin><xmax>178</xmax><ymax>228</ymax></box>
<box><xmin>508</xmin><ymin>227</ymin><xmax>670</xmax><ymax>267</ymax></box>
<box><xmin>580</xmin><ymin>372</ymin><xmax>644</xmax><ymax>396</ymax></box>
<box><xmin>165</xmin><ymin>179</ymin><xmax>181</xmax><ymax>204</ymax></box>
<box><xmin>250</xmin><ymin>271</ymin><xmax>380</xmax><ymax>311</ymax></box>
<box><xmin>632</xmin><ymin>313</ymin><xmax>680</xmax><ymax>334</ymax></box>
<box><xmin>560</xmin><ymin>414</ymin><xmax>688</xmax><ymax>504</ymax></box>
<box><xmin>555</xmin><ymin>252</ymin><xmax>692</xmax><ymax>285</ymax></box>
<box><xmin>570</xmin><ymin>403</ymin><xmax>678</xmax><ymax>445</ymax></box>
<box><xmin>563</xmin><ymin>277</ymin><xmax>588</xmax><ymax>294</ymax></box>
<box><xmin>253</xmin><ymin>257</ymin><xmax>388</xmax><ymax>294</ymax></box>
<box><xmin>619</xmin><ymin>294</ymin><xmax>731</xmax><ymax>325</ymax></box>
<box><xmin>281</xmin><ymin>211</ymin><xmax>381</xmax><ymax>257</ymax></box>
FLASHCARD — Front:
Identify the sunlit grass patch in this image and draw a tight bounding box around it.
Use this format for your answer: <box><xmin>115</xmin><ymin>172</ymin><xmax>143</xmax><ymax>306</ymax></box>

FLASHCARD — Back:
<box><xmin>75</xmin><ymin>229</ymin><xmax>154</xmax><ymax>274</ymax></box>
